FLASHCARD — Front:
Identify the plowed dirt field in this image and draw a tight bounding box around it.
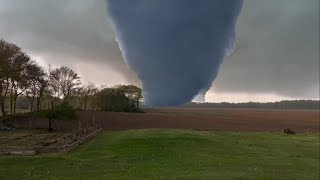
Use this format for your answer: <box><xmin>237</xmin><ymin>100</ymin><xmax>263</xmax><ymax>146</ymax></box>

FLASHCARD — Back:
<box><xmin>78</xmin><ymin>108</ymin><xmax>319</xmax><ymax>132</ymax></box>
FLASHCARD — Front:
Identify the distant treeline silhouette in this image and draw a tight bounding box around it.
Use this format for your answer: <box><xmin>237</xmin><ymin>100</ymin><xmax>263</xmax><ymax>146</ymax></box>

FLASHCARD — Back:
<box><xmin>182</xmin><ymin>100</ymin><xmax>319</xmax><ymax>110</ymax></box>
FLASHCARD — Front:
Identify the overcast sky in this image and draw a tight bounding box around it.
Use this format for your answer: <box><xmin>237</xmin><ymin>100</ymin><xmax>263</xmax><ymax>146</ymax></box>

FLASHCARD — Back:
<box><xmin>0</xmin><ymin>0</ymin><xmax>319</xmax><ymax>102</ymax></box>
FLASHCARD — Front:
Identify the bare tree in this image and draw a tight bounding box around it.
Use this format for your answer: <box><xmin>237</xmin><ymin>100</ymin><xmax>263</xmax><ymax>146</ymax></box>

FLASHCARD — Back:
<box><xmin>49</xmin><ymin>66</ymin><xmax>81</xmax><ymax>106</ymax></box>
<box><xmin>75</xmin><ymin>82</ymin><xmax>96</xmax><ymax>110</ymax></box>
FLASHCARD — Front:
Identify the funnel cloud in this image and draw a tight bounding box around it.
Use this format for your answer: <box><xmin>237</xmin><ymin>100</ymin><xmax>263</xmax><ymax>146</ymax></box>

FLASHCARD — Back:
<box><xmin>107</xmin><ymin>0</ymin><xmax>243</xmax><ymax>106</ymax></box>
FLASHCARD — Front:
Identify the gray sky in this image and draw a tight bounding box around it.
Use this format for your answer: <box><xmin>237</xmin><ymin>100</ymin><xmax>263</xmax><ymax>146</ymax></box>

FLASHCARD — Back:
<box><xmin>0</xmin><ymin>0</ymin><xmax>319</xmax><ymax>102</ymax></box>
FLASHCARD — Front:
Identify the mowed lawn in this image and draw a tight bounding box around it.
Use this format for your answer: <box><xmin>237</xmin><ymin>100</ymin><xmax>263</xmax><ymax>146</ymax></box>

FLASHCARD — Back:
<box><xmin>0</xmin><ymin>129</ymin><xmax>319</xmax><ymax>179</ymax></box>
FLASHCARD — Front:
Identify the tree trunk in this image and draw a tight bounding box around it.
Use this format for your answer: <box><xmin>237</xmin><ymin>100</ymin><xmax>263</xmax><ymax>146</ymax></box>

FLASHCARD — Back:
<box><xmin>28</xmin><ymin>97</ymin><xmax>34</xmax><ymax>112</ymax></box>
<box><xmin>48</xmin><ymin>118</ymin><xmax>54</xmax><ymax>132</ymax></box>
<box><xmin>9</xmin><ymin>90</ymin><xmax>13</xmax><ymax>114</ymax></box>
<box><xmin>0</xmin><ymin>98</ymin><xmax>6</xmax><ymax>117</ymax></box>
<box><xmin>36</xmin><ymin>96</ymin><xmax>41</xmax><ymax>111</ymax></box>
<box><xmin>0</xmin><ymin>81</ymin><xmax>9</xmax><ymax>117</ymax></box>
<box><xmin>13</xmin><ymin>95</ymin><xmax>17</xmax><ymax>114</ymax></box>
<box><xmin>136</xmin><ymin>100</ymin><xmax>139</xmax><ymax>109</ymax></box>
<box><xmin>36</xmin><ymin>87</ymin><xmax>45</xmax><ymax>111</ymax></box>
<box><xmin>84</xmin><ymin>100</ymin><xmax>87</xmax><ymax>111</ymax></box>
<box><xmin>0</xmin><ymin>84</ymin><xmax>3</xmax><ymax>117</ymax></box>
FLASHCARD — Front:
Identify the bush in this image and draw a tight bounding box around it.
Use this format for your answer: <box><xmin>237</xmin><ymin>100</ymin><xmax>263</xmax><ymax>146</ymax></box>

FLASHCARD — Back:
<box><xmin>37</xmin><ymin>102</ymin><xmax>76</xmax><ymax>132</ymax></box>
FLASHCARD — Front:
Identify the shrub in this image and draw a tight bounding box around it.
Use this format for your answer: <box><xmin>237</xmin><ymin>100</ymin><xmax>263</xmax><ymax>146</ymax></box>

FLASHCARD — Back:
<box><xmin>38</xmin><ymin>102</ymin><xmax>76</xmax><ymax>132</ymax></box>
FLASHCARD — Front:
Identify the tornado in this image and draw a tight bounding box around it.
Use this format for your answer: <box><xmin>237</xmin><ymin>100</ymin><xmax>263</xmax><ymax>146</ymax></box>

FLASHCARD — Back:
<box><xmin>107</xmin><ymin>0</ymin><xmax>244</xmax><ymax>106</ymax></box>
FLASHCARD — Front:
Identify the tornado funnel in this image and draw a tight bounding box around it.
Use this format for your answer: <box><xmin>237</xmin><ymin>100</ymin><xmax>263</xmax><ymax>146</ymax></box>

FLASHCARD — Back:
<box><xmin>107</xmin><ymin>0</ymin><xmax>244</xmax><ymax>106</ymax></box>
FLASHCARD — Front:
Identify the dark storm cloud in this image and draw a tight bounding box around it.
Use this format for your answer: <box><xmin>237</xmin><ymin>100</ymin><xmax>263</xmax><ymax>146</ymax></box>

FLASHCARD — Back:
<box><xmin>0</xmin><ymin>0</ymin><xmax>139</xmax><ymax>84</ymax></box>
<box><xmin>213</xmin><ymin>0</ymin><xmax>319</xmax><ymax>99</ymax></box>
<box><xmin>0</xmin><ymin>0</ymin><xmax>318</xmax><ymax>100</ymax></box>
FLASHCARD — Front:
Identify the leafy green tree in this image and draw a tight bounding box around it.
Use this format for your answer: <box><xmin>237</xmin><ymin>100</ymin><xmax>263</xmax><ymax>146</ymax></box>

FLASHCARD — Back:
<box><xmin>24</xmin><ymin>65</ymin><xmax>50</xmax><ymax>111</ymax></box>
<box><xmin>96</xmin><ymin>85</ymin><xmax>143</xmax><ymax>112</ymax></box>
<box><xmin>10</xmin><ymin>60</ymin><xmax>40</xmax><ymax>113</ymax></box>
<box><xmin>117</xmin><ymin>85</ymin><xmax>143</xmax><ymax>110</ymax></box>
<box><xmin>97</xmin><ymin>87</ymin><xmax>129</xmax><ymax>112</ymax></box>
<box><xmin>0</xmin><ymin>39</ymin><xmax>28</xmax><ymax>117</ymax></box>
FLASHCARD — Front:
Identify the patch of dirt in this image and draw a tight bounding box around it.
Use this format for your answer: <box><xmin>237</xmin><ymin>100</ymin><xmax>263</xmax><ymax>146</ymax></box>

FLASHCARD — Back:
<box><xmin>0</xmin><ymin>128</ymin><xmax>102</xmax><ymax>155</ymax></box>
<box><xmin>0</xmin><ymin>131</ymin><xmax>71</xmax><ymax>150</ymax></box>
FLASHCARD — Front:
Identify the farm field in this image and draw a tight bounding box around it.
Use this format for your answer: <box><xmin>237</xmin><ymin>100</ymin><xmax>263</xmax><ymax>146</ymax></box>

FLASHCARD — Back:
<box><xmin>12</xmin><ymin>108</ymin><xmax>319</xmax><ymax>133</ymax></box>
<box><xmin>0</xmin><ymin>129</ymin><xmax>319</xmax><ymax>179</ymax></box>
<box><xmin>78</xmin><ymin>108</ymin><xmax>319</xmax><ymax>132</ymax></box>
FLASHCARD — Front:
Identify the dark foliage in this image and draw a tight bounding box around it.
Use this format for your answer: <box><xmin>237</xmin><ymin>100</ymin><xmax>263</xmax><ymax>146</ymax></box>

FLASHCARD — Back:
<box><xmin>182</xmin><ymin>100</ymin><xmax>319</xmax><ymax>110</ymax></box>
<box><xmin>37</xmin><ymin>102</ymin><xmax>76</xmax><ymax>131</ymax></box>
<box><xmin>97</xmin><ymin>86</ymin><xmax>143</xmax><ymax>112</ymax></box>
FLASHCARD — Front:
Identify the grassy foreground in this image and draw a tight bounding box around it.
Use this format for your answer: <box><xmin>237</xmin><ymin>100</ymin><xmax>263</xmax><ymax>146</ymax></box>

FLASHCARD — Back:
<box><xmin>0</xmin><ymin>129</ymin><xmax>319</xmax><ymax>179</ymax></box>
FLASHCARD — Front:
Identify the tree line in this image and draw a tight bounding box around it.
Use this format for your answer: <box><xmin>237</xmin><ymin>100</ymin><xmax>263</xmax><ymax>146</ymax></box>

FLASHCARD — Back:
<box><xmin>0</xmin><ymin>39</ymin><xmax>143</xmax><ymax>118</ymax></box>
<box><xmin>182</xmin><ymin>100</ymin><xmax>319</xmax><ymax>110</ymax></box>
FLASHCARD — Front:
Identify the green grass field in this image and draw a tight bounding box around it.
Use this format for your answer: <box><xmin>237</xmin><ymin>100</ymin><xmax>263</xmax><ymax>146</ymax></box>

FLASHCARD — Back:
<box><xmin>0</xmin><ymin>129</ymin><xmax>319</xmax><ymax>179</ymax></box>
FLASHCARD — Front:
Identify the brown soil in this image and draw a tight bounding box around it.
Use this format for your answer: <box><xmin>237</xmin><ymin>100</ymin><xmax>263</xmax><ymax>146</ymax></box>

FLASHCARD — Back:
<box><xmin>10</xmin><ymin>108</ymin><xmax>319</xmax><ymax>133</ymax></box>
<box><xmin>78</xmin><ymin>108</ymin><xmax>319</xmax><ymax>133</ymax></box>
